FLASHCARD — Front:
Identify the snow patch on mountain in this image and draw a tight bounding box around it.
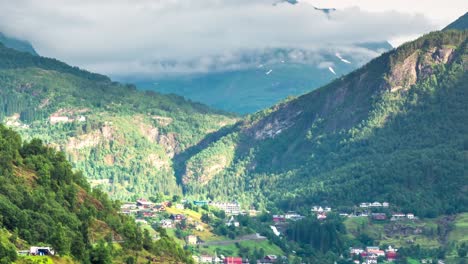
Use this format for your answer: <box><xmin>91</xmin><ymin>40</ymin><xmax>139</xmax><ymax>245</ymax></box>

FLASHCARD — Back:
<box><xmin>266</xmin><ymin>69</ymin><xmax>273</xmax><ymax>75</ymax></box>
<box><xmin>328</xmin><ymin>67</ymin><xmax>336</xmax><ymax>75</ymax></box>
<box><xmin>336</xmin><ymin>53</ymin><xmax>351</xmax><ymax>64</ymax></box>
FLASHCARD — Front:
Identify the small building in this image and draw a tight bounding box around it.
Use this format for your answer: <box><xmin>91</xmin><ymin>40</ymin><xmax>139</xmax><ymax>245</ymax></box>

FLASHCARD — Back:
<box><xmin>350</xmin><ymin>248</ymin><xmax>365</xmax><ymax>255</ymax></box>
<box><xmin>30</xmin><ymin>246</ymin><xmax>55</xmax><ymax>256</ymax></box>
<box><xmin>171</xmin><ymin>214</ymin><xmax>186</xmax><ymax>222</ymax></box>
<box><xmin>382</xmin><ymin>202</ymin><xmax>390</xmax><ymax>207</ymax></box>
<box><xmin>272</xmin><ymin>215</ymin><xmax>285</xmax><ymax>223</ymax></box>
<box><xmin>226</xmin><ymin>216</ymin><xmax>240</xmax><ymax>227</ymax></box>
<box><xmin>175</xmin><ymin>203</ymin><xmax>184</xmax><ymax>210</ymax></box>
<box><xmin>407</xmin><ymin>213</ymin><xmax>415</xmax><ymax>220</ymax></box>
<box><xmin>224</xmin><ymin>257</ymin><xmax>243</xmax><ymax>264</ymax></box>
<box><xmin>360</xmin><ymin>203</ymin><xmax>369</xmax><ymax>208</ymax></box>
<box><xmin>371</xmin><ymin>213</ymin><xmax>387</xmax><ymax>221</ymax></box>
<box><xmin>211</xmin><ymin>202</ymin><xmax>241</xmax><ymax>215</ymax></box>
<box><xmin>194</xmin><ymin>200</ymin><xmax>209</xmax><ymax>206</ymax></box>
<box><xmin>135</xmin><ymin>219</ymin><xmax>148</xmax><ymax>225</ymax></box>
<box><xmin>199</xmin><ymin>255</ymin><xmax>214</xmax><ymax>263</ymax></box>
<box><xmin>391</xmin><ymin>213</ymin><xmax>406</xmax><ymax>221</ymax></box>
<box><xmin>370</xmin><ymin>202</ymin><xmax>382</xmax><ymax>207</ymax></box>
<box><xmin>317</xmin><ymin>213</ymin><xmax>327</xmax><ymax>220</ymax></box>
<box><xmin>186</xmin><ymin>235</ymin><xmax>198</xmax><ymax>245</ymax></box>
<box><xmin>136</xmin><ymin>198</ymin><xmax>154</xmax><ymax>208</ymax></box>
<box><xmin>160</xmin><ymin>219</ymin><xmax>173</xmax><ymax>228</ymax></box>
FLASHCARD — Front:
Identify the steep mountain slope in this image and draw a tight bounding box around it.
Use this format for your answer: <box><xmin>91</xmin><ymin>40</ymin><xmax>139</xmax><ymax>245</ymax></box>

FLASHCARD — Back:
<box><xmin>0</xmin><ymin>124</ymin><xmax>193</xmax><ymax>263</ymax></box>
<box><xmin>133</xmin><ymin>44</ymin><xmax>392</xmax><ymax>114</ymax></box>
<box><xmin>0</xmin><ymin>42</ymin><xmax>237</xmax><ymax>200</ymax></box>
<box><xmin>444</xmin><ymin>12</ymin><xmax>468</xmax><ymax>30</ymax></box>
<box><xmin>179</xmin><ymin>30</ymin><xmax>468</xmax><ymax>217</ymax></box>
<box><xmin>0</xmin><ymin>32</ymin><xmax>38</xmax><ymax>55</ymax></box>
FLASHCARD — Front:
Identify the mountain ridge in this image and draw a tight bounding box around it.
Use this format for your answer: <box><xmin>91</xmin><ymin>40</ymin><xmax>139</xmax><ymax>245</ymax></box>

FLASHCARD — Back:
<box><xmin>178</xmin><ymin>30</ymin><xmax>468</xmax><ymax>217</ymax></box>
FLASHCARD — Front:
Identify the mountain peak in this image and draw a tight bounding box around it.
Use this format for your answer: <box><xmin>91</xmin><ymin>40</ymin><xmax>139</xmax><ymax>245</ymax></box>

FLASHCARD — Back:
<box><xmin>0</xmin><ymin>32</ymin><xmax>38</xmax><ymax>55</ymax></box>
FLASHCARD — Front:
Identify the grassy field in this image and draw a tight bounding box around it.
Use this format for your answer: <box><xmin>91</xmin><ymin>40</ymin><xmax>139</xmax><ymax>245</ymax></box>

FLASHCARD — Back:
<box><xmin>448</xmin><ymin>213</ymin><xmax>468</xmax><ymax>243</ymax></box>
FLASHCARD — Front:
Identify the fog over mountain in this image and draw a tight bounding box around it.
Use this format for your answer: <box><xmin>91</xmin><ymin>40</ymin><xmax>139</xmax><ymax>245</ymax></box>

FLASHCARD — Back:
<box><xmin>0</xmin><ymin>0</ymin><xmax>436</xmax><ymax>77</ymax></box>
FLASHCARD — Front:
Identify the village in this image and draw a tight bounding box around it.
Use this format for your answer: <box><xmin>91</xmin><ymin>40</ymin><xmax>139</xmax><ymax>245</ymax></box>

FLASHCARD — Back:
<box><xmin>116</xmin><ymin>197</ymin><xmax>425</xmax><ymax>264</ymax></box>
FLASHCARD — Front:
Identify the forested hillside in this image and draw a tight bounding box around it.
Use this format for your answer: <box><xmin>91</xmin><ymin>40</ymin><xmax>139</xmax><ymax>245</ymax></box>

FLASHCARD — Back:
<box><xmin>0</xmin><ymin>42</ymin><xmax>237</xmax><ymax>200</ymax></box>
<box><xmin>444</xmin><ymin>12</ymin><xmax>468</xmax><ymax>30</ymax></box>
<box><xmin>0</xmin><ymin>32</ymin><xmax>37</xmax><ymax>55</ymax></box>
<box><xmin>180</xmin><ymin>30</ymin><xmax>468</xmax><ymax>217</ymax></box>
<box><xmin>0</xmin><ymin>124</ymin><xmax>193</xmax><ymax>263</ymax></box>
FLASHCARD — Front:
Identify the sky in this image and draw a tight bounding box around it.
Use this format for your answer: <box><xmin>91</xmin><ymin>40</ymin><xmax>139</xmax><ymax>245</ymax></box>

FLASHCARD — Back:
<box><xmin>0</xmin><ymin>0</ymin><xmax>466</xmax><ymax>77</ymax></box>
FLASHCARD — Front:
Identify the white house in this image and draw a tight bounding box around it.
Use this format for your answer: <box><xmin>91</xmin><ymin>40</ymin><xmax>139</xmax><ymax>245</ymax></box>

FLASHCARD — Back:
<box><xmin>370</xmin><ymin>202</ymin><xmax>382</xmax><ymax>207</ymax></box>
<box><xmin>407</xmin><ymin>213</ymin><xmax>415</xmax><ymax>219</ymax></box>
<box><xmin>30</xmin><ymin>247</ymin><xmax>55</xmax><ymax>256</ymax></box>
<box><xmin>382</xmin><ymin>202</ymin><xmax>390</xmax><ymax>207</ymax></box>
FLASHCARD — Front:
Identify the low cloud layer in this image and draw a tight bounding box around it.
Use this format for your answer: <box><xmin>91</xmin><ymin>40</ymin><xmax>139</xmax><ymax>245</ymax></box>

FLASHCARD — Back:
<box><xmin>0</xmin><ymin>0</ymin><xmax>436</xmax><ymax>77</ymax></box>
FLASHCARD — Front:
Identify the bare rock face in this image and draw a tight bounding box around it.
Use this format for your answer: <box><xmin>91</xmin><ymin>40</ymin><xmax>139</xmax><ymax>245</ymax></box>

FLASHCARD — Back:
<box><xmin>387</xmin><ymin>47</ymin><xmax>454</xmax><ymax>92</ymax></box>
<box><xmin>157</xmin><ymin>133</ymin><xmax>180</xmax><ymax>158</ymax></box>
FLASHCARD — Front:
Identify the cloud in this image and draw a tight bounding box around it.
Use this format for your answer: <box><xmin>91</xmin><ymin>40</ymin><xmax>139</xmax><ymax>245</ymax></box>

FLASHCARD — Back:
<box><xmin>0</xmin><ymin>0</ymin><xmax>436</xmax><ymax>77</ymax></box>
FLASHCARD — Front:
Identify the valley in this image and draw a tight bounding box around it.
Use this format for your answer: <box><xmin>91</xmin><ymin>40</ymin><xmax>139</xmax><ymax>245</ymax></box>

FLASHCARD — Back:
<box><xmin>0</xmin><ymin>9</ymin><xmax>466</xmax><ymax>264</ymax></box>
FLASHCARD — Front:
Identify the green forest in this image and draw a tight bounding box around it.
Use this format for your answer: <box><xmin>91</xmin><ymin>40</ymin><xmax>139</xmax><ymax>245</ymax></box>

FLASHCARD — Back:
<box><xmin>0</xmin><ymin>124</ymin><xmax>193</xmax><ymax>263</ymax></box>
<box><xmin>179</xmin><ymin>30</ymin><xmax>468</xmax><ymax>217</ymax></box>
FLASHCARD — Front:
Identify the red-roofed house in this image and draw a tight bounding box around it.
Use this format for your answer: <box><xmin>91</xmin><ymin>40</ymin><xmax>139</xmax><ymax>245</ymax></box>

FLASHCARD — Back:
<box><xmin>224</xmin><ymin>257</ymin><xmax>243</xmax><ymax>264</ymax></box>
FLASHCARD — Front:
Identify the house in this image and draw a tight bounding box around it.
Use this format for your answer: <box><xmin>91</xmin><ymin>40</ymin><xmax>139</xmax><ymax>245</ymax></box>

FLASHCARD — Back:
<box><xmin>382</xmin><ymin>202</ymin><xmax>390</xmax><ymax>207</ymax></box>
<box><xmin>226</xmin><ymin>216</ymin><xmax>240</xmax><ymax>227</ymax></box>
<box><xmin>121</xmin><ymin>203</ymin><xmax>137</xmax><ymax>210</ymax></box>
<box><xmin>211</xmin><ymin>202</ymin><xmax>241</xmax><ymax>215</ymax></box>
<box><xmin>324</xmin><ymin>207</ymin><xmax>332</xmax><ymax>212</ymax></box>
<box><xmin>257</xmin><ymin>255</ymin><xmax>277</xmax><ymax>263</ymax></box>
<box><xmin>272</xmin><ymin>215</ymin><xmax>285</xmax><ymax>223</ymax></box>
<box><xmin>136</xmin><ymin>198</ymin><xmax>154</xmax><ymax>208</ymax></box>
<box><xmin>407</xmin><ymin>213</ymin><xmax>415</xmax><ymax>220</ymax></box>
<box><xmin>224</xmin><ymin>257</ymin><xmax>243</xmax><ymax>264</ymax></box>
<box><xmin>366</xmin><ymin>254</ymin><xmax>378</xmax><ymax>264</ymax></box>
<box><xmin>317</xmin><ymin>213</ymin><xmax>327</xmax><ymax>220</ymax></box>
<box><xmin>171</xmin><ymin>214</ymin><xmax>186</xmax><ymax>222</ymax></box>
<box><xmin>160</xmin><ymin>219</ymin><xmax>173</xmax><ymax>228</ymax></box>
<box><xmin>370</xmin><ymin>202</ymin><xmax>382</xmax><ymax>207</ymax></box>
<box><xmin>199</xmin><ymin>255</ymin><xmax>214</xmax><ymax>263</ymax></box>
<box><xmin>285</xmin><ymin>211</ymin><xmax>304</xmax><ymax>221</ymax></box>
<box><xmin>186</xmin><ymin>235</ymin><xmax>198</xmax><ymax>245</ymax></box>
<box><xmin>175</xmin><ymin>203</ymin><xmax>184</xmax><ymax>210</ymax></box>
<box><xmin>360</xmin><ymin>203</ymin><xmax>369</xmax><ymax>208</ymax></box>
<box><xmin>385</xmin><ymin>246</ymin><xmax>398</xmax><ymax>261</ymax></box>
<box><xmin>135</xmin><ymin>219</ymin><xmax>148</xmax><ymax>225</ymax></box>
<box><xmin>30</xmin><ymin>246</ymin><xmax>55</xmax><ymax>256</ymax></box>
<box><xmin>194</xmin><ymin>200</ymin><xmax>209</xmax><ymax>206</ymax></box>
<box><xmin>371</xmin><ymin>213</ymin><xmax>387</xmax><ymax>220</ymax></box>
<box><xmin>350</xmin><ymin>248</ymin><xmax>365</xmax><ymax>255</ymax></box>
<box><xmin>391</xmin><ymin>213</ymin><xmax>406</xmax><ymax>221</ymax></box>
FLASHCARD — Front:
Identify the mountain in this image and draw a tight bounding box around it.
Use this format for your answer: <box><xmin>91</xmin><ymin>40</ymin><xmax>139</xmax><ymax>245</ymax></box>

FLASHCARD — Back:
<box><xmin>444</xmin><ymin>12</ymin><xmax>468</xmax><ymax>30</ymax></box>
<box><xmin>132</xmin><ymin>43</ymin><xmax>392</xmax><ymax>114</ymax></box>
<box><xmin>0</xmin><ymin>124</ymin><xmax>193</xmax><ymax>263</ymax></box>
<box><xmin>0</xmin><ymin>41</ymin><xmax>237</xmax><ymax>200</ymax></box>
<box><xmin>178</xmin><ymin>30</ymin><xmax>468</xmax><ymax>217</ymax></box>
<box><xmin>0</xmin><ymin>32</ymin><xmax>38</xmax><ymax>55</ymax></box>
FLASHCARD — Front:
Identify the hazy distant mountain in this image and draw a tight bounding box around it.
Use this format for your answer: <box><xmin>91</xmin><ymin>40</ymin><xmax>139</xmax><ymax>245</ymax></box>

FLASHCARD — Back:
<box><xmin>132</xmin><ymin>43</ymin><xmax>392</xmax><ymax>114</ymax></box>
<box><xmin>0</xmin><ymin>32</ymin><xmax>37</xmax><ymax>55</ymax></box>
<box><xmin>130</xmin><ymin>5</ymin><xmax>392</xmax><ymax>114</ymax></box>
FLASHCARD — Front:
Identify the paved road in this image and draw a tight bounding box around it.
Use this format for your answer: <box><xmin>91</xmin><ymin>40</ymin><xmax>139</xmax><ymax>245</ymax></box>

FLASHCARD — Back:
<box><xmin>199</xmin><ymin>233</ymin><xmax>266</xmax><ymax>246</ymax></box>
